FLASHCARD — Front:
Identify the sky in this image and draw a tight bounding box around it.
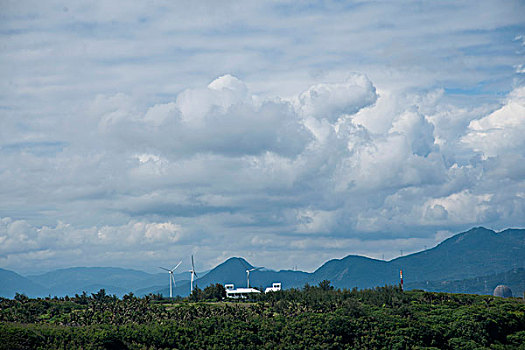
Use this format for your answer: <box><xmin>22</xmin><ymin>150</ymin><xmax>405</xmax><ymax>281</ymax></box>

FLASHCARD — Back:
<box><xmin>0</xmin><ymin>0</ymin><xmax>524</xmax><ymax>274</ymax></box>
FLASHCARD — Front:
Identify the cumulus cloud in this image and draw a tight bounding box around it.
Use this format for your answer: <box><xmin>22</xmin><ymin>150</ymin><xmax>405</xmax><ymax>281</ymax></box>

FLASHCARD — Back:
<box><xmin>423</xmin><ymin>191</ymin><xmax>494</xmax><ymax>225</ymax></box>
<box><xmin>461</xmin><ymin>86</ymin><xmax>525</xmax><ymax>158</ymax></box>
<box><xmin>295</xmin><ymin>74</ymin><xmax>377</xmax><ymax>121</ymax></box>
<box><xmin>98</xmin><ymin>75</ymin><xmax>312</xmax><ymax>157</ymax></box>
<box><xmin>0</xmin><ymin>218</ymin><xmax>183</xmax><ymax>254</ymax></box>
<box><xmin>390</xmin><ymin>110</ymin><xmax>435</xmax><ymax>157</ymax></box>
<box><xmin>176</xmin><ymin>75</ymin><xmax>249</xmax><ymax>125</ymax></box>
<box><xmin>0</xmin><ymin>217</ymin><xmax>185</xmax><ymax>271</ymax></box>
<box><xmin>295</xmin><ymin>209</ymin><xmax>338</xmax><ymax>234</ymax></box>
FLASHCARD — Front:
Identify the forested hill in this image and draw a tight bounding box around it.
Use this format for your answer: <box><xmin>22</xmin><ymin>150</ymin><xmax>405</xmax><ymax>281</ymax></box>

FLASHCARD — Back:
<box><xmin>309</xmin><ymin>227</ymin><xmax>524</xmax><ymax>290</ymax></box>
<box><xmin>391</xmin><ymin>227</ymin><xmax>524</xmax><ymax>281</ymax></box>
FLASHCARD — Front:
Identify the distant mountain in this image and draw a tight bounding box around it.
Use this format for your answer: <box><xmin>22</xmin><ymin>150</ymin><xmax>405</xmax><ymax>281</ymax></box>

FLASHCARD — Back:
<box><xmin>200</xmin><ymin>257</ymin><xmax>310</xmax><ymax>290</ymax></box>
<box><xmin>170</xmin><ymin>257</ymin><xmax>310</xmax><ymax>297</ymax></box>
<box><xmin>169</xmin><ymin>257</ymin><xmax>255</xmax><ymax>297</ymax></box>
<box><xmin>391</xmin><ymin>227</ymin><xmax>524</xmax><ymax>282</ymax></box>
<box><xmin>2</xmin><ymin>227</ymin><xmax>523</xmax><ymax>298</ymax></box>
<box><xmin>406</xmin><ymin>268</ymin><xmax>525</xmax><ymax>296</ymax></box>
<box><xmin>251</xmin><ymin>269</ymin><xmax>311</xmax><ymax>289</ymax></box>
<box><xmin>26</xmin><ymin>267</ymin><xmax>189</xmax><ymax>297</ymax></box>
<box><xmin>194</xmin><ymin>257</ymin><xmax>254</xmax><ymax>288</ymax></box>
<box><xmin>310</xmin><ymin>255</ymin><xmax>399</xmax><ymax>289</ymax></box>
<box><xmin>310</xmin><ymin>227</ymin><xmax>524</xmax><ymax>290</ymax></box>
<box><xmin>0</xmin><ymin>268</ymin><xmax>46</xmax><ymax>298</ymax></box>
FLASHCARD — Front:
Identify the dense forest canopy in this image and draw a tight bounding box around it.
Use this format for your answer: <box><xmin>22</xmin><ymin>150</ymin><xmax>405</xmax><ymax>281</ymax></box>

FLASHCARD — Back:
<box><xmin>1</xmin><ymin>282</ymin><xmax>524</xmax><ymax>349</ymax></box>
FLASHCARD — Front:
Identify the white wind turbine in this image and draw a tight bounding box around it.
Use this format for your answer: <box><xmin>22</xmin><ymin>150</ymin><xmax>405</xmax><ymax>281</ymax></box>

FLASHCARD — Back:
<box><xmin>246</xmin><ymin>267</ymin><xmax>261</xmax><ymax>288</ymax></box>
<box><xmin>159</xmin><ymin>260</ymin><xmax>182</xmax><ymax>299</ymax></box>
<box><xmin>189</xmin><ymin>255</ymin><xmax>198</xmax><ymax>293</ymax></box>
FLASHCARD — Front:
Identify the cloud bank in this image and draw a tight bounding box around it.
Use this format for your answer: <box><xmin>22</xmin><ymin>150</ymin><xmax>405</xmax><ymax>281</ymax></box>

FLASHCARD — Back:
<box><xmin>2</xmin><ymin>73</ymin><xmax>524</xmax><ymax>272</ymax></box>
<box><xmin>0</xmin><ymin>0</ymin><xmax>524</xmax><ymax>273</ymax></box>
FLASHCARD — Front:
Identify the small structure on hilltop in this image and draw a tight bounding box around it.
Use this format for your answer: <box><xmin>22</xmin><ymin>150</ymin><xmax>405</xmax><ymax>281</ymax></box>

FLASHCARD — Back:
<box><xmin>225</xmin><ymin>284</ymin><xmax>261</xmax><ymax>299</ymax></box>
<box><xmin>265</xmin><ymin>282</ymin><xmax>282</xmax><ymax>293</ymax></box>
<box><xmin>493</xmin><ymin>285</ymin><xmax>513</xmax><ymax>298</ymax></box>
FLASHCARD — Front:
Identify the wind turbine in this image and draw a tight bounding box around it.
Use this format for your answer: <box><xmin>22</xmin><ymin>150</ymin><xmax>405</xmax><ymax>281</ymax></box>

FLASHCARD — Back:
<box><xmin>189</xmin><ymin>255</ymin><xmax>198</xmax><ymax>293</ymax></box>
<box><xmin>159</xmin><ymin>260</ymin><xmax>182</xmax><ymax>299</ymax></box>
<box><xmin>246</xmin><ymin>267</ymin><xmax>261</xmax><ymax>288</ymax></box>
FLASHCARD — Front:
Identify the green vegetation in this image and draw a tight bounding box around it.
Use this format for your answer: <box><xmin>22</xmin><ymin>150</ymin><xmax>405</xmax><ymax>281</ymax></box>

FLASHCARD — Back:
<box><xmin>1</xmin><ymin>282</ymin><xmax>524</xmax><ymax>349</ymax></box>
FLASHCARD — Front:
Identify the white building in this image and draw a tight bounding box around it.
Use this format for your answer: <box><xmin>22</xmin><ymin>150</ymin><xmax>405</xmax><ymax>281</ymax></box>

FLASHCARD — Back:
<box><xmin>224</xmin><ymin>282</ymin><xmax>282</xmax><ymax>298</ymax></box>
<box><xmin>225</xmin><ymin>284</ymin><xmax>261</xmax><ymax>299</ymax></box>
<box><xmin>265</xmin><ymin>282</ymin><xmax>282</xmax><ymax>293</ymax></box>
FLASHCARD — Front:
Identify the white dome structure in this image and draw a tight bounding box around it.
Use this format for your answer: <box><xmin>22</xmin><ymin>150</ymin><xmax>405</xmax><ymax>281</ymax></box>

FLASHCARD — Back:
<box><xmin>493</xmin><ymin>285</ymin><xmax>513</xmax><ymax>298</ymax></box>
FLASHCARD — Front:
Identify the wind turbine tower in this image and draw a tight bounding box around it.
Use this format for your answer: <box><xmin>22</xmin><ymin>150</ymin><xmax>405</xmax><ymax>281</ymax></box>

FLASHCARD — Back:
<box><xmin>159</xmin><ymin>260</ymin><xmax>182</xmax><ymax>298</ymax></box>
<box><xmin>189</xmin><ymin>255</ymin><xmax>198</xmax><ymax>293</ymax></box>
<box><xmin>246</xmin><ymin>267</ymin><xmax>261</xmax><ymax>288</ymax></box>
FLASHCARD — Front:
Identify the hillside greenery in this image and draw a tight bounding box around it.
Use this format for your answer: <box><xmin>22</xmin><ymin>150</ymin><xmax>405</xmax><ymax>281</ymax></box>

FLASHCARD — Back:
<box><xmin>1</xmin><ymin>282</ymin><xmax>524</xmax><ymax>349</ymax></box>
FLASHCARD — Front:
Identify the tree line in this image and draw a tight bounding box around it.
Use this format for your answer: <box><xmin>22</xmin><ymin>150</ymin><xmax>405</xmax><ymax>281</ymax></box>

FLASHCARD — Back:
<box><xmin>1</xmin><ymin>281</ymin><xmax>524</xmax><ymax>349</ymax></box>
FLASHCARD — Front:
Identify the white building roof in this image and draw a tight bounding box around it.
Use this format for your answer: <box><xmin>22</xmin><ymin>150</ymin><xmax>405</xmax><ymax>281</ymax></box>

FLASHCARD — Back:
<box><xmin>226</xmin><ymin>287</ymin><xmax>261</xmax><ymax>294</ymax></box>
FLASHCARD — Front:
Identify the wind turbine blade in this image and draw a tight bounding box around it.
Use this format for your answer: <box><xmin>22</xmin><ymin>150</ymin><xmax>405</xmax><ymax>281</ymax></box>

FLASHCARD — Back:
<box><xmin>170</xmin><ymin>260</ymin><xmax>183</xmax><ymax>272</ymax></box>
<box><xmin>191</xmin><ymin>255</ymin><xmax>195</xmax><ymax>270</ymax></box>
<box><xmin>159</xmin><ymin>267</ymin><xmax>170</xmax><ymax>272</ymax></box>
<box><xmin>194</xmin><ymin>271</ymin><xmax>198</xmax><ymax>278</ymax></box>
<box><xmin>171</xmin><ymin>273</ymin><xmax>177</xmax><ymax>288</ymax></box>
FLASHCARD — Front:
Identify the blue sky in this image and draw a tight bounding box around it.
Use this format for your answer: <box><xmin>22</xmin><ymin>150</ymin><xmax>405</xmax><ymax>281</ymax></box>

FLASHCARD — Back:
<box><xmin>0</xmin><ymin>0</ymin><xmax>524</xmax><ymax>274</ymax></box>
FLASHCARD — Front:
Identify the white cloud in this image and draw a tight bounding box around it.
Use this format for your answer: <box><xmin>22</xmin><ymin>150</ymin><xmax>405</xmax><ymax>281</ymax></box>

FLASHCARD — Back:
<box><xmin>96</xmin><ymin>75</ymin><xmax>312</xmax><ymax>157</ymax></box>
<box><xmin>423</xmin><ymin>190</ymin><xmax>494</xmax><ymax>225</ymax></box>
<box><xmin>295</xmin><ymin>209</ymin><xmax>338</xmax><ymax>234</ymax></box>
<box><xmin>143</xmin><ymin>103</ymin><xmax>179</xmax><ymax>127</ymax></box>
<box><xmin>0</xmin><ymin>217</ymin><xmax>184</xmax><ymax>254</ymax></box>
<box><xmin>295</xmin><ymin>74</ymin><xmax>377</xmax><ymax>121</ymax></box>
<box><xmin>176</xmin><ymin>75</ymin><xmax>249</xmax><ymax>125</ymax></box>
<box><xmin>390</xmin><ymin>110</ymin><xmax>435</xmax><ymax>157</ymax></box>
<box><xmin>0</xmin><ymin>217</ymin><xmax>186</xmax><ymax>271</ymax></box>
<box><xmin>462</xmin><ymin>86</ymin><xmax>525</xmax><ymax>158</ymax></box>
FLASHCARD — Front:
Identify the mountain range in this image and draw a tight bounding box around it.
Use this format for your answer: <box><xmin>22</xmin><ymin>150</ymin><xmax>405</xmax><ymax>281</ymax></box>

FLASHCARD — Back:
<box><xmin>1</xmin><ymin>227</ymin><xmax>523</xmax><ymax>298</ymax></box>
<box><xmin>0</xmin><ymin>267</ymin><xmax>190</xmax><ymax>298</ymax></box>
